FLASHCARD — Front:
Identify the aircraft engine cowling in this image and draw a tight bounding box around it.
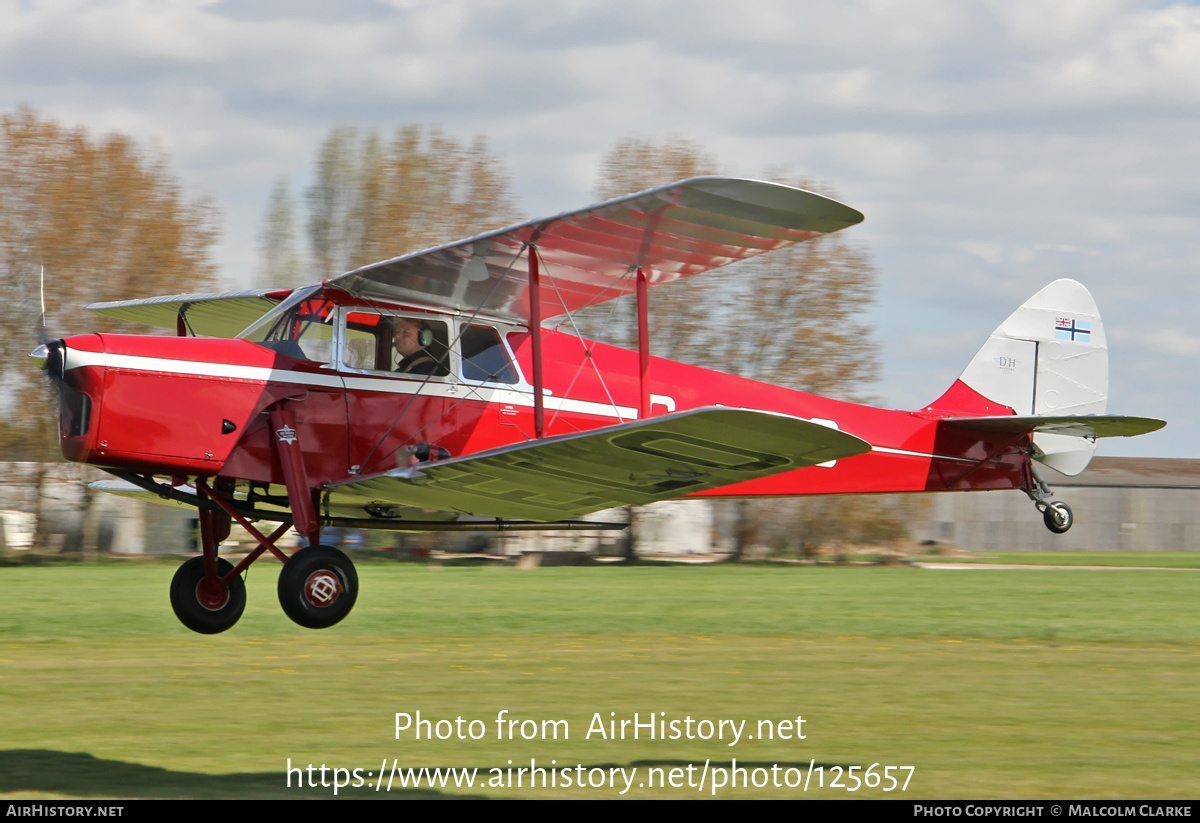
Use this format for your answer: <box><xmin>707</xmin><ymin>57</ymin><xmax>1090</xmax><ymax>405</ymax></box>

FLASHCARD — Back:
<box><xmin>30</xmin><ymin>333</ymin><xmax>278</xmax><ymax>474</ymax></box>
<box><xmin>30</xmin><ymin>335</ymin><xmax>106</xmax><ymax>464</ymax></box>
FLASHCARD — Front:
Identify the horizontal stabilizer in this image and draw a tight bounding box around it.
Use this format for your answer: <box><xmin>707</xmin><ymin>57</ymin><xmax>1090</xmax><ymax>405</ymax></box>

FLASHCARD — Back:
<box><xmin>945</xmin><ymin>415</ymin><xmax>1166</xmax><ymax>439</ymax></box>
<box><xmin>326</xmin><ymin>407</ymin><xmax>872</xmax><ymax>521</ymax></box>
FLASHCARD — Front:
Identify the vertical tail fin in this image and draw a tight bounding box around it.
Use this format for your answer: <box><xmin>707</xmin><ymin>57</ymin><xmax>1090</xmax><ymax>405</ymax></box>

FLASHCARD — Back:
<box><xmin>937</xmin><ymin>279</ymin><xmax>1109</xmax><ymax>475</ymax></box>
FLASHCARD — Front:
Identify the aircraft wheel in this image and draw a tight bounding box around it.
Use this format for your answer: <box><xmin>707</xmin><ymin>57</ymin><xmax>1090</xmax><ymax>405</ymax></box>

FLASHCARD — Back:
<box><xmin>170</xmin><ymin>556</ymin><xmax>246</xmax><ymax>634</ymax></box>
<box><xmin>277</xmin><ymin>545</ymin><xmax>358</xmax><ymax>629</ymax></box>
<box><xmin>1043</xmin><ymin>501</ymin><xmax>1073</xmax><ymax>534</ymax></box>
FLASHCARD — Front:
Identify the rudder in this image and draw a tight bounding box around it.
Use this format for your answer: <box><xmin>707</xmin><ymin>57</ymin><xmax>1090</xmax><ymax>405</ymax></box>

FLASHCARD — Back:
<box><xmin>951</xmin><ymin>279</ymin><xmax>1108</xmax><ymax>475</ymax></box>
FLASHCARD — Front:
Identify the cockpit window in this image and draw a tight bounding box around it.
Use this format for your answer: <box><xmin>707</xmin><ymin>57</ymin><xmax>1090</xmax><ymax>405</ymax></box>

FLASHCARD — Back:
<box><xmin>238</xmin><ymin>286</ymin><xmax>336</xmax><ymax>363</ymax></box>
<box><xmin>341</xmin><ymin>311</ymin><xmax>451</xmax><ymax>378</ymax></box>
<box><xmin>460</xmin><ymin>324</ymin><xmax>518</xmax><ymax>384</ymax></box>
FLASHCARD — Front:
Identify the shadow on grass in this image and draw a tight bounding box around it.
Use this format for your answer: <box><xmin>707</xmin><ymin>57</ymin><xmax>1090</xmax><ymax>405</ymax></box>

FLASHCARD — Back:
<box><xmin>0</xmin><ymin>750</ymin><xmax>479</xmax><ymax>799</ymax></box>
<box><xmin>0</xmin><ymin>750</ymin><xmax>857</xmax><ymax>798</ymax></box>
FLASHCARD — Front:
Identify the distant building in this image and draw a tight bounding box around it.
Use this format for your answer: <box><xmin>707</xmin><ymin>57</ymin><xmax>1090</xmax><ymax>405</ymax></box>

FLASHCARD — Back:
<box><xmin>0</xmin><ymin>462</ymin><xmax>192</xmax><ymax>554</ymax></box>
<box><xmin>915</xmin><ymin>458</ymin><xmax>1200</xmax><ymax>551</ymax></box>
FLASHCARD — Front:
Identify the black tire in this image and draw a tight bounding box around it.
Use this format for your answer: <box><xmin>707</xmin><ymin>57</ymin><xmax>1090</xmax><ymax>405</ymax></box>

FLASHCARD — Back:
<box><xmin>277</xmin><ymin>545</ymin><xmax>358</xmax><ymax>629</ymax></box>
<box><xmin>170</xmin><ymin>556</ymin><xmax>246</xmax><ymax>634</ymax></box>
<box><xmin>1043</xmin><ymin>501</ymin><xmax>1073</xmax><ymax>534</ymax></box>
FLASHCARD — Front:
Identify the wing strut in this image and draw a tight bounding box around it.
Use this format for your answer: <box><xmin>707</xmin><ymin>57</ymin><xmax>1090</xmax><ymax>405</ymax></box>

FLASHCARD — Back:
<box><xmin>637</xmin><ymin>267</ymin><xmax>650</xmax><ymax>420</ymax></box>
<box><xmin>530</xmin><ymin>245</ymin><xmax>545</xmax><ymax>438</ymax></box>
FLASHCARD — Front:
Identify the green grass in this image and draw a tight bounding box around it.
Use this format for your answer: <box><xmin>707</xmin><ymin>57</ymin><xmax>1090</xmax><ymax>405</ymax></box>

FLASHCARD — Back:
<box><xmin>921</xmin><ymin>551</ymin><xmax>1200</xmax><ymax>569</ymax></box>
<box><xmin>1</xmin><ymin>561</ymin><xmax>1198</xmax><ymax>798</ymax></box>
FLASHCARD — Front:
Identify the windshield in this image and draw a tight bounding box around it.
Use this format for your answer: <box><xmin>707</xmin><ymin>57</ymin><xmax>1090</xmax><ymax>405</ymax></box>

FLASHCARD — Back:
<box><xmin>238</xmin><ymin>285</ymin><xmax>336</xmax><ymax>362</ymax></box>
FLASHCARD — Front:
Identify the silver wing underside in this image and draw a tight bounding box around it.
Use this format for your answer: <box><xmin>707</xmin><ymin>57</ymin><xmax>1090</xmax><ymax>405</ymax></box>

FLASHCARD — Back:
<box><xmin>325</xmin><ymin>407</ymin><xmax>872</xmax><ymax>522</ymax></box>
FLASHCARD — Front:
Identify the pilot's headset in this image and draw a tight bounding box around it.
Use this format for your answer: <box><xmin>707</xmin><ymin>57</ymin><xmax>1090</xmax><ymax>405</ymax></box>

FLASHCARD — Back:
<box><xmin>417</xmin><ymin>322</ymin><xmax>434</xmax><ymax>348</ymax></box>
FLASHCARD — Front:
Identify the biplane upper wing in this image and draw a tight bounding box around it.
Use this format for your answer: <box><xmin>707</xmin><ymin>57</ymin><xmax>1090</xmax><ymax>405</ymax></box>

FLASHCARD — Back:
<box><xmin>84</xmin><ymin>289</ymin><xmax>290</xmax><ymax>338</ymax></box>
<box><xmin>326</xmin><ymin>176</ymin><xmax>864</xmax><ymax>325</ymax></box>
<box><xmin>944</xmin><ymin>415</ymin><xmax>1166</xmax><ymax>438</ymax></box>
<box><xmin>325</xmin><ymin>407</ymin><xmax>872</xmax><ymax>522</ymax></box>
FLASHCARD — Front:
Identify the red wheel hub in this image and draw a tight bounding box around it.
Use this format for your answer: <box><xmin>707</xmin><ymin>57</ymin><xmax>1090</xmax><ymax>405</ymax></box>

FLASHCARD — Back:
<box><xmin>303</xmin><ymin>570</ymin><xmax>342</xmax><ymax>607</ymax></box>
<box><xmin>195</xmin><ymin>579</ymin><xmax>230</xmax><ymax>611</ymax></box>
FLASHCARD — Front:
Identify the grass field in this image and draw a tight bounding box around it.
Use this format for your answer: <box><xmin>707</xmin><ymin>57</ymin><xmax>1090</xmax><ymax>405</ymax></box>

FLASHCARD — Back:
<box><xmin>1</xmin><ymin>558</ymin><xmax>1198</xmax><ymax>799</ymax></box>
<box><xmin>921</xmin><ymin>551</ymin><xmax>1200</xmax><ymax>569</ymax></box>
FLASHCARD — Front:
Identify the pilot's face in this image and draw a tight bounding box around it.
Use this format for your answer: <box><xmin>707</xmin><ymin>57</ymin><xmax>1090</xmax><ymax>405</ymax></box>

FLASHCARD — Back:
<box><xmin>394</xmin><ymin>320</ymin><xmax>422</xmax><ymax>357</ymax></box>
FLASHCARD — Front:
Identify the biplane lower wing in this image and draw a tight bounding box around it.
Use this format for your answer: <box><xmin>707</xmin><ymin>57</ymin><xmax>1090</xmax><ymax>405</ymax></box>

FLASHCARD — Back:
<box><xmin>326</xmin><ymin>407</ymin><xmax>872</xmax><ymax>522</ymax></box>
<box><xmin>944</xmin><ymin>415</ymin><xmax>1166</xmax><ymax>439</ymax></box>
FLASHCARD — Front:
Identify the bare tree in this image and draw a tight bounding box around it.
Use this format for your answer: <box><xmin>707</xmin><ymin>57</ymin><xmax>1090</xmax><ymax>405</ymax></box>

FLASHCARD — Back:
<box><xmin>259</xmin><ymin>177</ymin><xmax>302</xmax><ymax>288</ymax></box>
<box><xmin>299</xmin><ymin>124</ymin><xmax>521</xmax><ymax>280</ymax></box>
<box><xmin>0</xmin><ymin>107</ymin><xmax>220</xmax><ymax>454</ymax></box>
<box><xmin>0</xmin><ymin>107</ymin><xmax>220</xmax><ymax>550</ymax></box>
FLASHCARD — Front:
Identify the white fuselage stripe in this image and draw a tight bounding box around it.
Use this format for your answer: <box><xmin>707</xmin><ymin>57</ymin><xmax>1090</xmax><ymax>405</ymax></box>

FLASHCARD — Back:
<box><xmin>65</xmin><ymin>349</ymin><xmax>638</xmax><ymax>420</ymax></box>
<box><xmin>872</xmin><ymin>446</ymin><xmax>979</xmax><ymax>464</ymax></box>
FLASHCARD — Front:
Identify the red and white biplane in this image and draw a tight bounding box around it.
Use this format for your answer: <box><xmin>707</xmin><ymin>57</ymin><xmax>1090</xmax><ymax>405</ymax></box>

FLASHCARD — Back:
<box><xmin>30</xmin><ymin>177</ymin><xmax>1165</xmax><ymax>633</ymax></box>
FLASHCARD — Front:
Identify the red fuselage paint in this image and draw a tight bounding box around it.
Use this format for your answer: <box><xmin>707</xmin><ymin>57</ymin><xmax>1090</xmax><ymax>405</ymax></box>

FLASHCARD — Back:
<box><xmin>54</xmin><ymin>328</ymin><xmax>1027</xmax><ymax>501</ymax></box>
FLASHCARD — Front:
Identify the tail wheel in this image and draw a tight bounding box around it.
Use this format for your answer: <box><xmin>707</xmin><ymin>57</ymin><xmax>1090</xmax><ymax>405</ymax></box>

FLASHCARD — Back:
<box><xmin>170</xmin><ymin>556</ymin><xmax>246</xmax><ymax>634</ymax></box>
<box><xmin>277</xmin><ymin>545</ymin><xmax>358</xmax><ymax>629</ymax></box>
<box><xmin>1043</xmin><ymin>501</ymin><xmax>1073</xmax><ymax>534</ymax></box>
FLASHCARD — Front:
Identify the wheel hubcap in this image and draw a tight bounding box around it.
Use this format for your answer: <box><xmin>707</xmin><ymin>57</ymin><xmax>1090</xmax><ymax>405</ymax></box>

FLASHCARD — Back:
<box><xmin>195</xmin><ymin>579</ymin><xmax>230</xmax><ymax>611</ymax></box>
<box><xmin>303</xmin><ymin>570</ymin><xmax>343</xmax><ymax>607</ymax></box>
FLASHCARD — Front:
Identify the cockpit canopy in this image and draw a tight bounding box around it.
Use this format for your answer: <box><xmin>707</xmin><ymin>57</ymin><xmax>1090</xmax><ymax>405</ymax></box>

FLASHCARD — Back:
<box><xmin>237</xmin><ymin>287</ymin><xmax>520</xmax><ymax>386</ymax></box>
<box><xmin>237</xmin><ymin>285</ymin><xmax>334</xmax><ymax>362</ymax></box>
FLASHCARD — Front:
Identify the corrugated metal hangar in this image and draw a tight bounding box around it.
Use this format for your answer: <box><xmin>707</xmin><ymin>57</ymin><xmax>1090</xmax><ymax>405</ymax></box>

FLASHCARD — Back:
<box><xmin>915</xmin><ymin>458</ymin><xmax>1200</xmax><ymax>551</ymax></box>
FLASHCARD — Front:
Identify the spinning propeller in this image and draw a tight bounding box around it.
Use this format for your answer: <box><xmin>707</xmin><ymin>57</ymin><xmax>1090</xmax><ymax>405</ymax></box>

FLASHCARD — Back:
<box><xmin>29</xmin><ymin>265</ymin><xmax>66</xmax><ymax>388</ymax></box>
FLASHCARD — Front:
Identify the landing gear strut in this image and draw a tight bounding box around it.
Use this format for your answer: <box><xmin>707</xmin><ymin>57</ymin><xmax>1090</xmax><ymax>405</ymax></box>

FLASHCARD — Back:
<box><xmin>1025</xmin><ymin>465</ymin><xmax>1074</xmax><ymax>534</ymax></box>
<box><xmin>173</xmin><ymin>473</ymin><xmax>359</xmax><ymax>633</ymax></box>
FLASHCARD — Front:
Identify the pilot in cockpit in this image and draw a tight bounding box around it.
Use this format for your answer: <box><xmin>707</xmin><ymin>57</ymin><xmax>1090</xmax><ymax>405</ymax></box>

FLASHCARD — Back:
<box><xmin>393</xmin><ymin>317</ymin><xmax>440</xmax><ymax>375</ymax></box>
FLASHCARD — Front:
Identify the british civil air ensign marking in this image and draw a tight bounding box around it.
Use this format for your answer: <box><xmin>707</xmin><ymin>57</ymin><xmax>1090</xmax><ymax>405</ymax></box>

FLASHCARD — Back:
<box><xmin>1055</xmin><ymin>318</ymin><xmax>1091</xmax><ymax>341</ymax></box>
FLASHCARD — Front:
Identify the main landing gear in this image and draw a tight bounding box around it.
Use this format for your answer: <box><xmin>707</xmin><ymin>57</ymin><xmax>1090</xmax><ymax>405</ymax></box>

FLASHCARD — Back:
<box><xmin>277</xmin><ymin>545</ymin><xmax>359</xmax><ymax>629</ymax></box>
<box><xmin>170</xmin><ymin>556</ymin><xmax>246</xmax><ymax>635</ymax></box>
<box><xmin>168</xmin><ymin>478</ymin><xmax>359</xmax><ymax>635</ymax></box>
<box><xmin>1025</xmin><ymin>466</ymin><xmax>1074</xmax><ymax>535</ymax></box>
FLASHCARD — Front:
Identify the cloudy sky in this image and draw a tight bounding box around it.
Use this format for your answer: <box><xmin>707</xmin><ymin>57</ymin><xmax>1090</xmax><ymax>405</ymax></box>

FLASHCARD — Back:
<box><xmin>4</xmin><ymin>0</ymin><xmax>1197</xmax><ymax>457</ymax></box>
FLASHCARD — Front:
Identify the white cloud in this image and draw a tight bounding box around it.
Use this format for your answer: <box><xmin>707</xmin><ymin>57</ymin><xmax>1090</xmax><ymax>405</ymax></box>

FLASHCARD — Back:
<box><xmin>1112</xmin><ymin>326</ymin><xmax>1200</xmax><ymax>358</ymax></box>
